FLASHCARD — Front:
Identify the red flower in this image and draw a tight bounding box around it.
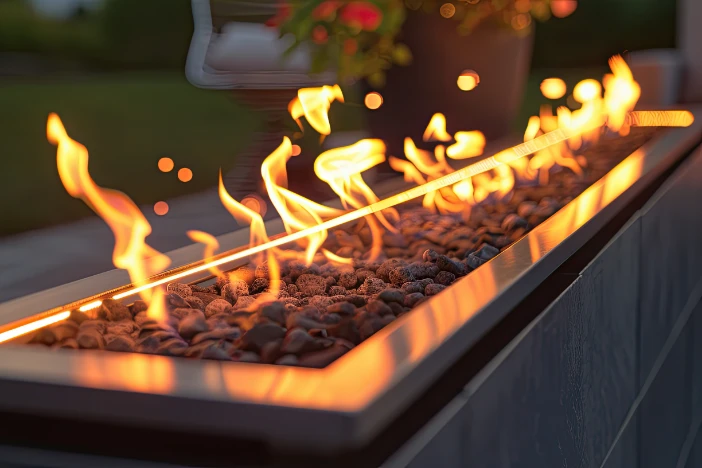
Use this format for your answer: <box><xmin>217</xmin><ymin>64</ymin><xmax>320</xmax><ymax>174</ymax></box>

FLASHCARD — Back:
<box><xmin>313</xmin><ymin>1</ymin><xmax>342</xmax><ymax>20</ymax></box>
<box><xmin>265</xmin><ymin>1</ymin><xmax>291</xmax><ymax>28</ymax></box>
<box><xmin>339</xmin><ymin>2</ymin><xmax>383</xmax><ymax>31</ymax></box>
<box><xmin>312</xmin><ymin>25</ymin><xmax>329</xmax><ymax>44</ymax></box>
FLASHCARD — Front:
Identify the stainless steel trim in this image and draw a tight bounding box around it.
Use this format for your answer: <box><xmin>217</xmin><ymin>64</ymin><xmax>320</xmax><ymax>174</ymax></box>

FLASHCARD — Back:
<box><xmin>0</xmin><ymin>111</ymin><xmax>698</xmax><ymax>452</ymax></box>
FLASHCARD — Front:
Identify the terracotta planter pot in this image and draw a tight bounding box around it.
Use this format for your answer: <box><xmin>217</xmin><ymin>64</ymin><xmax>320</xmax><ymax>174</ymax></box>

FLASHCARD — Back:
<box><xmin>365</xmin><ymin>12</ymin><xmax>534</xmax><ymax>160</ymax></box>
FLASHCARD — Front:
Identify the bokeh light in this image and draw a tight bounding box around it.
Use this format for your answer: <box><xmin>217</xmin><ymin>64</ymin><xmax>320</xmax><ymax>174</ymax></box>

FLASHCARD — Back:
<box><xmin>573</xmin><ymin>79</ymin><xmax>602</xmax><ymax>103</ymax></box>
<box><xmin>551</xmin><ymin>0</ymin><xmax>578</xmax><ymax>18</ymax></box>
<box><xmin>291</xmin><ymin>144</ymin><xmax>302</xmax><ymax>156</ymax></box>
<box><xmin>511</xmin><ymin>13</ymin><xmax>532</xmax><ymax>30</ymax></box>
<box><xmin>177</xmin><ymin>168</ymin><xmax>193</xmax><ymax>183</ymax></box>
<box><xmin>364</xmin><ymin>92</ymin><xmax>384</xmax><ymax>110</ymax></box>
<box><xmin>242</xmin><ymin>195</ymin><xmax>268</xmax><ymax>217</ymax></box>
<box><xmin>457</xmin><ymin>70</ymin><xmax>480</xmax><ymax>91</ymax></box>
<box><xmin>540</xmin><ymin>78</ymin><xmax>567</xmax><ymax>99</ymax></box>
<box><xmin>440</xmin><ymin>3</ymin><xmax>456</xmax><ymax>18</ymax></box>
<box><xmin>153</xmin><ymin>201</ymin><xmax>169</xmax><ymax>216</ymax></box>
<box><xmin>157</xmin><ymin>157</ymin><xmax>174</xmax><ymax>173</ymax></box>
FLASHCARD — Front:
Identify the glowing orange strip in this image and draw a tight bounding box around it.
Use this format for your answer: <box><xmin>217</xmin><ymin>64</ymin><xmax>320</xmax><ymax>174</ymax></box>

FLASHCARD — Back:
<box><xmin>627</xmin><ymin>110</ymin><xmax>695</xmax><ymax>128</ymax></box>
<box><xmin>0</xmin><ymin>311</ymin><xmax>71</xmax><ymax>344</ymax></box>
<box><xmin>1</xmin><ymin>110</ymin><xmax>693</xmax><ymax>341</ymax></box>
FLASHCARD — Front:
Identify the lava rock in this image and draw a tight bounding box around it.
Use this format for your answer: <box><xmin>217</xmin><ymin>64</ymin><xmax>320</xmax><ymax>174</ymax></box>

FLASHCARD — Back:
<box><xmin>436</xmin><ymin>255</ymin><xmax>468</xmax><ymax>276</ymax></box>
<box><xmin>76</xmin><ymin>329</ymin><xmax>104</xmax><ymax>349</ymax></box>
<box><xmin>422</xmin><ymin>249</ymin><xmax>440</xmax><ymax>262</ymax></box>
<box><xmin>281</xmin><ymin>328</ymin><xmax>329</xmax><ymax>355</ymax></box>
<box><xmin>378</xmin><ymin>288</ymin><xmax>405</xmax><ymax>304</ymax></box>
<box><xmin>407</xmin><ymin>262</ymin><xmax>440</xmax><ymax>279</ymax></box>
<box><xmin>366</xmin><ymin>300</ymin><xmax>393</xmax><ymax>316</ymax></box>
<box><xmin>295</xmin><ymin>274</ymin><xmax>327</xmax><ymax>296</ymax></box>
<box><xmin>166</xmin><ymin>293</ymin><xmax>190</xmax><ymax>310</ymax></box>
<box><xmin>184</xmin><ymin>296</ymin><xmax>205</xmax><ymax>311</ymax></box>
<box><xmin>178</xmin><ymin>311</ymin><xmax>208</xmax><ymax>340</ymax></box>
<box><xmin>404</xmin><ymin>293</ymin><xmax>425</xmax><ymax>307</ymax></box>
<box><xmin>328</xmin><ymin>285</ymin><xmax>347</xmax><ymax>296</ymax></box>
<box><xmin>234</xmin><ymin>295</ymin><xmax>257</xmax><ymax>310</ymax></box>
<box><xmin>389</xmin><ymin>266</ymin><xmax>415</xmax><ymax>286</ymax></box>
<box><xmin>297</xmin><ymin>340</ymin><xmax>354</xmax><ymax>368</ymax></box>
<box><xmin>105</xmin><ymin>335</ymin><xmax>135</xmax><ymax>352</ymax></box>
<box><xmin>166</xmin><ymin>283</ymin><xmax>192</xmax><ymax>298</ymax></box>
<box><xmin>192</xmin><ymin>292</ymin><xmax>222</xmax><ymax>308</ymax></box>
<box><xmin>344</xmin><ymin>294</ymin><xmax>367</xmax><ymax>307</ymax></box>
<box><xmin>434</xmin><ymin>271</ymin><xmax>456</xmax><ymax>286</ymax></box>
<box><xmin>401</xmin><ymin>281</ymin><xmax>425</xmax><ymax>294</ymax></box>
<box><xmin>338</xmin><ymin>272</ymin><xmax>359</xmax><ymax>289</ymax></box>
<box><xmin>358</xmin><ymin>277</ymin><xmax>387</xmax><ymax>295</ymax></box>
<box><xmin>98</xmin><ymin>299</ymin><xmax>131</xmax><ymax>322</ymax></box>
<box><xmin>129</xmin><ymin>300</ymin><xmax>149</xmax><ymax>315</ymax></box>
<box><xmin>326</xmin><ymin>301</ymin><xmax>356</xmax><ymax>316</ymax></box>
<box><xmin>241</xmin><ymin>323</ymin><xmax>286</xmax><ymax>352</ymax></box>
<box><xmin>260</xmin><ymin>302</ymin><xmax>286</xmax><ymax>325</ymax></box>
<box><xmin>205</xmin><ymin>299</ymin><xmax>232</xmax><ymax>318</ymax></box>
<box><xmin>249</xmin><ymin>278</ymin><xmax>269</xmax><ymax>295</ymax></box>
<box><xmin>501</xmin><ymin>214</ymin><xmax>528</xmax><ymax>231</ymax></box>
<box><xmin>425</xmin><ymin>283</ymin><xmax>447</xmax><ymax>296</ymax></box>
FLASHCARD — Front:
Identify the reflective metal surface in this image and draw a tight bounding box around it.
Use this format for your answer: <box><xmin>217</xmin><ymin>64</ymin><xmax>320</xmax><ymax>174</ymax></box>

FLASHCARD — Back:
<box><xmin>0</xmin><ymin>111</ymin><xmax>699</xmax><ymax>451</ymax></box>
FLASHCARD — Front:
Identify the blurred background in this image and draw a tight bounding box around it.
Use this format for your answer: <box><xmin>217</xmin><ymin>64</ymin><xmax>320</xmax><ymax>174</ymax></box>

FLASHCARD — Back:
<box><xmin>0</xmin><ymin>0</ymin><xmax>676</xmax><ymax>299</ymax></box>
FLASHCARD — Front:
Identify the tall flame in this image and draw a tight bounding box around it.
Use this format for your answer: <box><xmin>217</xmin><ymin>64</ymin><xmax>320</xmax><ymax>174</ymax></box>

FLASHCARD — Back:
<box><xmin>289</xmin><ymin>84</ymin><xmax>344</xmax><ymax>136</ymax></box>
<box><xmin>314</xmin><ymin>139</ymin><xmax>399</xmax><ymax>261</ymax></box>
<box><xmin>261</xmin><ymin>137</ymin><xmax>343</xmax><ymax>265</ymax></box>
<box><xmin>47</xmin><ymin>113</ymin><xmax>170</xmax><ymax>322</ymax></box>
<box><xmin>604</xmin><ymin>55</ymin><xmax>641</xmax><ymax>134</ymax></box>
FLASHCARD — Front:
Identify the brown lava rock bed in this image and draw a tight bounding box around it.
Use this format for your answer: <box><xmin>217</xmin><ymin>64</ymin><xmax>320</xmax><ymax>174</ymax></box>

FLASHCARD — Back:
<box><xmin>23</xmin><ymin>130</ymin><xmax>655</xmax><ymax>367</ymax></box>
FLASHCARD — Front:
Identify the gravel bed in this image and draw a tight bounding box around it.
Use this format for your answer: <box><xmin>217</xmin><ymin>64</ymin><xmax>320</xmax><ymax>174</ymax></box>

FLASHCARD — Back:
<box><xmin>22</xmin><ymin>130</ymin><xmax>655</xmax><ymax>367</ymax></box>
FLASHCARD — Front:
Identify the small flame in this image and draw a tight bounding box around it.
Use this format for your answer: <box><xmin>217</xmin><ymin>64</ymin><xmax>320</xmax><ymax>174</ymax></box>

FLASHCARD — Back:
<box><xmin>422</xmin><ymin>113</ymin><xmax>452</xmax><ymax>142</ymax></box>
<box><xmin>446</xmin><ymin>131</ymin><xmax>486</xmax><ymax>160</ymax></box>
<box><xmin>47</xmin><ymin>113</ymin><xmax>170</xmax><ymax>321</ymax></box>
<box><xmin>289</xmin><ymin>84</ymin><xmax>344</xmax><ymax>135</ymax></box>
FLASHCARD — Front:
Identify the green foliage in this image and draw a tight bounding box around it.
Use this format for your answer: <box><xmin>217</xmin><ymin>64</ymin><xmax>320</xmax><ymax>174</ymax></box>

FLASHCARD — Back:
<box><xmin>278</xmin><ymin>0</ymin><xmax>556</xmax><ymax>84</ymax></box>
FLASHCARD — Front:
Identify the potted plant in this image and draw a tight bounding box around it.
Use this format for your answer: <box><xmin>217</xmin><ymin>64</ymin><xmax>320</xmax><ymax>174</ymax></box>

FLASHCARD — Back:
<box><xmin>275</xmin><ymin>0</ymin><xmax>572</xmax><ymax>158</ymax></box>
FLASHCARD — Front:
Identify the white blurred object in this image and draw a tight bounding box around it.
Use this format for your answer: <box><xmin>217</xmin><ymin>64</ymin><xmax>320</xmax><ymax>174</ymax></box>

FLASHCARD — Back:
<box><xmin>680</xmin><ymin>0</ymin><xmax>702</xmax><ymax>102</ymax></box>
<box><xmin>628</xmin><ymin>50</ymin><xmax>682</xmax><ymax>107</ymax></box>
<box><xmin>29</xmin><ymin>0</ymin><xmax>104</xmax><ymax>20</ymax></box>
<box><xmin>186</xmin><ymin>0</ymin><xmax>334</xmax><ymax>90</ymax></box>
<box><xmin>207</xmin><ymin>23</ymin><xmax>311</xmax><ymax>73</ymax></box>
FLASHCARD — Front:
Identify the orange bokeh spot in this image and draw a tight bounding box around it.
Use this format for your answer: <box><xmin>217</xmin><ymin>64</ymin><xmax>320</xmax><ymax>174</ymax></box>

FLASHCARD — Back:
<box><xmin>540</xmin><ymin>78</ymin><xmax>567</xmax><ymax>99</ymax></box>
<box><xmin>291</xmin><ymin>144</ymin><xmax>302</xmax><ymax>156</ymax></box>
<box><xmin>154</xmin><ymin>201</ymin><xmax>169</xmax><ymax>216</ymax></box>
<box><xmin>178</xmin><ymin>168</ymin><xmax>193</xmax><ymax>182</ymax></box>
<box><xmin>157</xmin><ymin>157</ymin><xmax>174</xmax><ymax>172</ymax></box>
<box><xmin>551</xmin><ymin>0</ymin><xmax>578</xmax><ymax>18</ymax></box>
<box><xmin>457</xmin><ymin>70</ymin><xmax>480</xmax><ymax>91</ymax></box>
<box><xmin>364</xmin><ymin>92</ymin><xmax>383</xmax><ymax>110</ymax></box>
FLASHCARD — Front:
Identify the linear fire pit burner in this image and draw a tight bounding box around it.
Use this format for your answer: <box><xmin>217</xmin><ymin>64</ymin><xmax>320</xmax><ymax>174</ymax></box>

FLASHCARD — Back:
<box><xmin>0</xmin><ymin>111</ymin><xmax>699</xmax><ymax>459</ymax></box>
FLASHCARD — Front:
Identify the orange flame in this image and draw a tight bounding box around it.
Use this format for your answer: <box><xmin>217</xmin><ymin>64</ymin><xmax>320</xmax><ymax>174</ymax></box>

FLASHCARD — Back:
<box><xmin>604</xmin><ymin>55</ymin><xmax>641</xmax><ymax>134</ymax></box>
<box><xmin>261</xmin><ymin>137</ymin><xmax>343</xmax><ymax>265</ymax></box>
<box><xmin>288</xmin><ymin>84</ymin><xmax>344</xmax><ymax>135</ymax></box>
<box><xmin>446</xmin><ymin>131</ymin><xmax>486</xmax><ymax>160</ymax></box>
<box><xmin>315</xmin><ymin>139</ymin><xmax>399</xmax><ymax>261</ymax></box>
<box><xmin>422</xmin><ymin>113</ymin><xmax>452</xmax><ymax>142</ymax></box>
<box><xmin>47</xmin><ymin>113</ymin><xmax>169</xmax><ymax>322</ymax></box>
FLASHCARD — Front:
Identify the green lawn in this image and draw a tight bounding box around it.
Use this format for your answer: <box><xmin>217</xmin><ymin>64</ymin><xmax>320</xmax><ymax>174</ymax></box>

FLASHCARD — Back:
<box><xmin>0</xmin><ymin>73</ymin><xmax>262</xmax><ymax>236</ymax></box>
